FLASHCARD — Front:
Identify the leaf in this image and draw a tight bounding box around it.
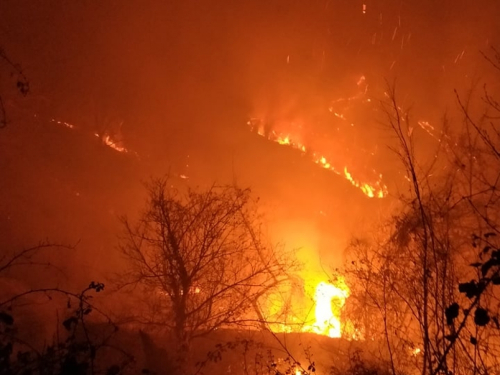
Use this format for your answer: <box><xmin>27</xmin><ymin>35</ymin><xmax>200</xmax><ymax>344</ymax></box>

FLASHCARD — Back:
<box><xmin>445</xmin><ymin>303</ymin><xmax>460</xmax><ymax>325</ymax></box>
<box><xmin>481</xmin><ymin>259</ymin><xmax>495</xmax><ymax>277</ymax></box>
<box><xmin>459</xmin><ymin>281</ymin><xmax>479</xmax><ymax>299</ymax></box>
<box><xmin>474</xmin><ymin>308</ymin><xmax>490</xmax><ymax>326</ymax></box>
<box><xmin>472</xmin><ymin>234</ymin><xmax>480</xmax><ymax>248</ymax></box>
<box><xmin>0</xmin><ymin>311</ymin><xmax>14</xmax><ymax>325</ymax></box>
<box><xmin>89</xmin><ymin>281</ymin><xmax>105</xmax><ymax>292</ymax></box>
<box><xmin>62</xmin><ymin>317</ymin><xmax>78</xmax><ymax>331</ymax></box>
<box><xmin>308</xmin><ymin>362</ymin><xmax>316</xmax><ymax>373</ymax></box>
<box><xmin>492</xmin><ymin>250</ymin><xmax>500</xmax><ymax>260</ymax></box>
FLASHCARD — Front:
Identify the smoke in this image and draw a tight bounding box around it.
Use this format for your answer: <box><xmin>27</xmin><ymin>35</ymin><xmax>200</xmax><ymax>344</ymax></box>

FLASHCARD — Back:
<box><xmin>1</xmin><ymin>0</ymin><xmax>499</xmax><ymax>285</ymax></box>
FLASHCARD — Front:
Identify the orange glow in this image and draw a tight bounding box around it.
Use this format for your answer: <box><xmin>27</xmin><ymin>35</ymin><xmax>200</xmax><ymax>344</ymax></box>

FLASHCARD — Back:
<box><xmin>102</xmin><ymin>133</ymin><xmax>128</xmax><ymax>153</ymax></box>
<box><xmin>51</xmin><ymin>118</ymin><xmax>75</xmax><ymax>129</ymax></box>
<box><xmin>249</xmin><ymin>121</ymin><xmax>387</xmax><ymax>198</ymax></box>
<box><xmin>248</xmin><ymin>74</ymin><xmax>388</xmax><ymax>198</ymax></box>
<box><xmin>264</xmin><ymin>276</ymin><xmax>350</xmax><ymax>339</ymax></box>
<box><xmin>309</xmin><ymin>281</ymin><xmax>349</xmax><ymax>338</ymax></box>
<box><xmin>343</xmin><ymin>167</ymin><xmax>385</xmax><ymax>198</ymax></box>
<box><xmin>277</xmin><ymin>135</ymin><xmax>290</xmax><ymax>145</ymax></box>
<box><xmin>51</xmin><ymin>118</ymin><xmax>129</xmax><ymax>154</ymax></box>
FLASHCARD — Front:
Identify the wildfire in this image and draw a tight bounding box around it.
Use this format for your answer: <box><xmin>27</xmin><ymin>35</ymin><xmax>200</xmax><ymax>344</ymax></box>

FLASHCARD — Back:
<box><xmin>101</xmin><ymin>133</ymin><xmax>128</xmax><ymax>153</ymax></box>
<box><xmin>249</xmin><ymin>74</ymin><xmax>389</xmax><ymax>198</ymax></box>
<box><xmin>51</xmin><ymin>118</ymin><xmax>131</xmax><ymax>154</ymax></box>
<box><xmin>310</xmin><ymin>281</ymin><xmax>349</xmax><ymax>338</ymax></box>
<box><xmin>265</xmin><ymin>277</ymin><xmax>350</xmax><ymax>339</ymax></box>
<box><xmin>249</xmin><ymin>121</ymin><xmax>387</xmax><ymax>198</ymax></box>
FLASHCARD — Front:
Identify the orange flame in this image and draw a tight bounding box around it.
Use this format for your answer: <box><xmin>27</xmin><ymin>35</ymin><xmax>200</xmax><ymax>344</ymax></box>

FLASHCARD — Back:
<box><xmin>52</xmin><ymin>118</ymin><xmax>129</xmax><ymax>154</ymax></box>
<box><xmin>310</xmin><ymin>281</ymin><xmax>349</xmax><ymax>338</ymax></box>
<box><xmin>249</xmin><ymin>121</ymin><xmax>387</xmax><ymax>198</ymax></box>
<box><xmin>101</xmin><ymin>133</ymin><xmax>128</xmax><ymax>153</ymax></box>
<box><xmin>264</xmin><ymin>277</ymin><xmax>350</xmax><ymax>339</ymax></box>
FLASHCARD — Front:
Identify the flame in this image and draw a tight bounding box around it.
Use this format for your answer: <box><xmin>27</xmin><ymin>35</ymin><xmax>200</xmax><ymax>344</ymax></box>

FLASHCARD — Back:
<box><xmin>249</xmin><ymin>121</ymin><xmax>387</xmax><ymax>198</ymax></box>
<box><xmin>102</xmin><ymin>133</ymin><xmax>128</xmax><ymax>153</ymax></box>
<box><xmin>249</xmin><ymin>74</ymin><xmax>388</xmax><ymax>198</ymax></box>
<box><xmin>263</xmin><ymin>276</ymin><xmax>350</xmax><ymax>339</ymax></box>
<box><xmin>344</xmin><ymin>167</ymin><xmax>385</xmax><ymax>198</ymax></box>
<box><xmin>310</xmin><ymin>281</ymin><xmax>349</xmax><ymax>338</ymax></box>
<box><xmin>51</xmin><ymin>118</ymin><xmax>133</xmax><ymax>154</ymax></box>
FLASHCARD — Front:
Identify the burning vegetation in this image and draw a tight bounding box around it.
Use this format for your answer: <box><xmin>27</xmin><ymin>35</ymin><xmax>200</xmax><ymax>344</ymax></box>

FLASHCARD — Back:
<box><xmin>248</xmin><ymin>74</ymin><xmax>388</xmax><ymax>199</ymax></box>
<box><xmin>1</xmin><ymin>1</ymin><xmax>500</xmax><ymax>375</ymax></box>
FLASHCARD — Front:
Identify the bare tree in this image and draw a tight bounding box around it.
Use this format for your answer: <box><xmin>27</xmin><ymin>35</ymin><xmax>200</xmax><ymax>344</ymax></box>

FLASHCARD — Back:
<box><xmin>119</xmin><ymin>178</ymin><xmax>295</xmax><ymax>354</ymax></box>
<box><xmin>344</xmin><ymin>85</ymin><xmax>473</xmax><ymax>375</ymax></box>
<box><xmin>345</xmin><ymin>52</ymin><xmax>500</xmax><ymax>375</ymax></box>
<box><xmin>0</xmin><ymin>241</ymin><xmax>135</xmax><ymax>375</ymax></box>
<box><xmin>452</xmin><ymin>47</ymin><xmax>500</xmax><ymax>237</ymax></box>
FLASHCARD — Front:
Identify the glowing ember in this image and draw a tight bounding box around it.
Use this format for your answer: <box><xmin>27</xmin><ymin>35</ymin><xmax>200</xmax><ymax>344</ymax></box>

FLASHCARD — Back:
<box><xmin>51</xmin><ymin>117</ymin><xmax>131</xmax><ymax>154</ymax></box>
<box><xmin>51</xmin><ymin>118</ymin><xmax>76</xmax><ymax>129</ymax></box>
<box><xmin>102</xmin><ymin>133</ymin><xmax>128</xmax><ymax>153</ymax></box>
<box><xmin>264</xmin><ymin>277</ymin><xmax>350</xmax><ymax>339</ymax></box>
<box><xmin>311</xmin><ymin>281</ymin><xmax>349</xmax><ymax>338</ymax></box>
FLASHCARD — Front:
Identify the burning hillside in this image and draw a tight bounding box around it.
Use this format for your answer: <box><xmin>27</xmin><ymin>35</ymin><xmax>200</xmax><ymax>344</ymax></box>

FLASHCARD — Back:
<box><xmin>247</xmin><ymin>75</ymin><xmax>391</xmax><ymax>198</ymax></box>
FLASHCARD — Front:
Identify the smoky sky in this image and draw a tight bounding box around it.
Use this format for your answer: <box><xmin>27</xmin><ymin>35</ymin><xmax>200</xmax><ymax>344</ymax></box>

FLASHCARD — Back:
<box><xmin>1</xmin><ymin>0</ymin><xmax>499</xmax><ymax>282</ymax></box>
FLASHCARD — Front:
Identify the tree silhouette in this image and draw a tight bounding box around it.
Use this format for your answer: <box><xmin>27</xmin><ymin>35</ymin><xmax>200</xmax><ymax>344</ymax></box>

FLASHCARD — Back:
<box><xmin>119</xmin><ymin>178</ymin><xmax>295</xmax><ymax>360</ymax></box>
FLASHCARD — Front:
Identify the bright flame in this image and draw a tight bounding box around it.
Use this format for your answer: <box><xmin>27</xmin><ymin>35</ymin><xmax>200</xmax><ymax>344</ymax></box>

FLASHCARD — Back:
<box><xmin>51</xmin><ymin>118</ymin><xmax>132</xmax><ymax>154</ymax></box>
<box><xmin>102</xmin><ymin>133</ymin><xmax>128</xmax><ymax>153</ymax></box>
<box><xmin>249</xmin><ymin>75</ymin><xmax>388</xmax><ymax>198</ymax></box>
<box><xmin>277</xmin><ymin>135</ymin><xmax>291</xmax><ymax>145</ymax></box>
<box><xmin>311</xmin><ymin>281</ymin><xmax>349</xmax><ymax>338</ymax></box>
<box><xmin>248</xmin><ymin>120</ymin><xmax>388</xmax><ymax>198</ymax></box>
<box><xmin>343</xmin><ymin>167</ymin><xmax>385</xmax><ymax>198</ymax></box>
